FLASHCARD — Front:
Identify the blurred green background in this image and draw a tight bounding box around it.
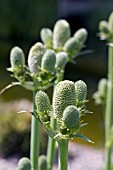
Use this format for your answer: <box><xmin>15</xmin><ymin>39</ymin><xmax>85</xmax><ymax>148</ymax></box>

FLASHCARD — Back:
<box><xmin>0</xmin><ymin>0</ymin><xmax>113</xmax><ymax>158</ymax></box>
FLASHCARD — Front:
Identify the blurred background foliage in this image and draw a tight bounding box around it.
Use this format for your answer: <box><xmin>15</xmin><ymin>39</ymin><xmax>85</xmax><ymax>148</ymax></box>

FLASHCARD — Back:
<box><xmin>0</xmin><ymin>0</ymin><xmax>113</xmax><ymax>158</ymax></box>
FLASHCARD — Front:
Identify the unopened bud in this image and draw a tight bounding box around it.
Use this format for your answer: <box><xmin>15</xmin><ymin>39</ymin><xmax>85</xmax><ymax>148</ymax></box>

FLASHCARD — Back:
<box><xmin>74</xmin><ymin>28</ymin><xmax>88</xmax><ymax>44</ymax></box>
<box><xmin>99</xmin><ymin>20</ymin><xmax>109</xmax><ymax>34</ymax></box>
<box><xmin>53</xmin><ymin>20</ymin><xmax>71</xmax><ymax>49</ymax></box>
<box><xmin>62</xmin><ymin>105</ymin><xmax>80</xmax><ymax>130</ymax></box>
<box><xmin>41</xmin><ymin>50</ymin><xmax>56</xmax><ymax>74</ymax></box>
<box><xmin>55</xmin><ymin>52</ymin><xmax>68</xmax><ymax>70</ymax></box>
<box><xmin>35</xmin><ymin>90</ymin><xmax>51</xmax><ymax>116</ymax></box>
<box><xmin>10</xmin><ymin>46</ymin><xmax>25</xmax><ymax>70</ymax></box>
<box><xmin>75</xmin><ymin>80</ymin><xmax>87</xmax><ymax>104</ymax></box>
<box><xmin>38</xmin><ymin>155</ymin><xmax>47</xmax><ymax>170</ymax></box>
<box><xmin>17</xmin><ymin>157</ymin><xmax>31</xmax><ymax>170</ymax></box>
<box><xmin>40</xmin><ymin>28</ymin><xmax>53</xmax><ymax>47</ymax></box>
<box><xmin>28</xmin><ymin>42</ymin><xmax>45</xmax><ymax>74</ymax></box>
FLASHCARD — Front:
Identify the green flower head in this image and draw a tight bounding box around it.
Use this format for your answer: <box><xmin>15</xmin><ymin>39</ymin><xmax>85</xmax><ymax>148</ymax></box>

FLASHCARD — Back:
<box><xmin>53</xmin><ymin>80</ymin><xmax>76</xmax><ymax>120</ymax></box>
<box><xmin>17</xmin><ymin>157</ymin><xmax>31</xmax><ymax>170</ymax></box>
<box><xmin>53</xmin><ymin>19</ymin><xmax>71</xmax><ymax>49</ymax></box>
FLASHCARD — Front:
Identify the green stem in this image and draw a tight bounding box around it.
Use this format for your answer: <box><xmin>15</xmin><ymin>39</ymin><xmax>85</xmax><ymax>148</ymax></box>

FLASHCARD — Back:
<box><xmin>47</xmin><ymin>118</ymin><xmax>57</xmax><ymax>170</ymax></box>
<box><xmin>58</xmin><ymin>139</ymin><xmax>68</xmax><ymax>170</ymax></box>
<box><xmin>47</xmin><ymin>72</ymin><xmax>64</xmax><ymax>170</ymax></box>
<box><xmin>30</xmin><ymin>91</ymin><xmax>40</xmax><ymax>170</ymax></box>
<box><xmin>105</xmin><ymin>46</ymin><xmax>113</xmax><ymax>170</ymax></box>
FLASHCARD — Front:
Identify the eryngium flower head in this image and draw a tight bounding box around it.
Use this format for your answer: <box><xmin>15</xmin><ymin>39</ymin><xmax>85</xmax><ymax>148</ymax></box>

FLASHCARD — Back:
<box><xmin>53</xmin><ymin>80</ymin><xmax>76</xmax><ymax>120</ymax></box>
<box><xmin>75</xmin><ymin>80</ymin><xmax>87</xmax><ymax>104</ymax></box>
<box><xmin>40</xmin><ymin>28</ymin><xmax>53</xmax><ymax>47</ymax></box>
<box><xmin>17</xmin><ymin>157</ymin><xmax>31</xmax><ymax>170</ymax></box>
<box><xmin>98</xmin><ymin>78</ymin><xmax>107</xmax><ymax>96</ymax></box>
<box><xmin>74</xmin><ymin>28</ymin><xmax>88</xmax><ymax>44</ymax></box>
<box><xmin>55</xmin><ymin>52</ymin><xmax>67</xmax><ymax>70</ymax></box>
<box><xmin>53</xmin><ymin>19</ymin><xmax>71</xmax><ymax>49</ymax></box>
<box><xmin>41</xmin><ymin>50</ymin><xmax>56</xmax><ymax>74</ymax></box>
<box><xmin>62</xmin><ymin>105</ymin><xmax>80</xmax><ymax>130</ymax></box>
<box><xmin>63</xmin><ymin>37</ymin><xmax>80</xmax><ymax>58</ymax></box>
<box><xmin>28</xmin><ymin>42</ymin><xmax>45</xmax><ymax>74</ymax></box>
<box><xmin>10</xmin><ymin>46</ymin><xmax>25</xmax><ymax>70</ymax></box>
<box><xmin>35</xmin><ymin>90</ymin><xmax>51</xmax><ymax>115</ymax></box>
<box><xmin>38</xmin><ymin>155</ymin><xmax>47</xmax><ymax>170</ymax></box>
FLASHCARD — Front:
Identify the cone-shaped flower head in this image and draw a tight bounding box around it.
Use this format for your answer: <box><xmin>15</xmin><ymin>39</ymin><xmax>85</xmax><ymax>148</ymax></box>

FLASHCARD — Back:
<box><xmin>63</xmin><ymin>37</ymin><xmax>80</xmax><ymax>58</ymax></box>
<box><xmin>62</xmin><ymin>105</ymin><xmax>80</xmax><ymax>130</ymax></box>
<box><xmin>41</xmin><ymin>50</ymin><xmax>56</xmax><ymax>74</ymax></box>
<box><xmin>98</xmin><ymin>78</ymin><xmax>107</xmax><ymax>96</ymax></box>
<box><xmin>38</xmin><ymin>155</ymin><xmax>47</xmax><ymax>170</ymax></box>
<box><xmin>28</xmin><ymin>42</ymin><xmax>45</xmax><ymax>74</ymax></box>
<box><xmin>17</xmin><ymin>157</ymin><xmax>31</xmax><ymax>170</ymax></box>
<box><xmin>10</xmin><ymin>46</ymin><xmax>25</xmax><ymax>70</ymax></box>
<box><xmin>53</xmin><ymin>80</ymin><xmax>76</xmax><ymax>120</ymax></box>
<box><xmin>99</xmin><ymin>20</ymin><xmax>109</xmax><ymax>34</ymax></box>
<box><xmin>35</xmin><ymin>90</ymin><xmax>51</xmax><ymax>119</ymax></box>
<box><xmin>75</xmin><ymin>80</ymin><xmax>87</xmax><ymax>104</ymax></box>
<box><xmin>108</xmin><ymin>12</ymin><xmax>113</xmax><ymax>31</ymax></box>
<box><xmin>55</xmin><ymin>52</ymin><xmax>68</xmax><ymax>70</ymax></box>
<box><xmin>40</xmin><ymin>28</ymin><xmax>53</xmax><ymax>47</ymax></box>
<box><xmin>53</xmin><ymin>19</ymin><xmax>71</xmax><ymax>49</ymax></box>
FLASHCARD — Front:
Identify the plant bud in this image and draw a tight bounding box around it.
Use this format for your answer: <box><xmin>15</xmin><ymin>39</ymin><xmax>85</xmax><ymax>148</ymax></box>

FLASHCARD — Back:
<box><xmin>63</xmin><ymin>37</ymin><xmax>81</xmax><ymax>59</ymax></box>
<box><xmin>53</xmin><ymin>19</ymin><xmax>71</xmax><ymax>49</ymax></box>
<box><xmin>40</xmin><ymin>28</ymin><xmax>53</xmax><ymax>46</ymax></box>
<box><xmin>62</xmin><ymin>105</ymin><xmax>80</xmax><ymax>130</ymax></box>
<box><xmin>41</xmin><ymin>50</ymin><xmax>56</xmax><ymax>74</ymax></box>
<box><xmin>74</xmin><ymin>28</ymin><xmax>88</xmax><ymax>44</ymax></box>
<box><xmin>53</xmin><ymin>80</ymin><xmax>76</xmax><ymax>120</ymax></box>
<box><xmin>17</xmin><ymin>157</ymin><xmax>31</xmax><ymax>170</ymax></box>
<box><xmin>55</xmin><ymin>52</ymin><xmax>68</xmax><ymax>70</ymax></box>
<box><xmin>108</xmin><ymin>12</ymin><xmax>113</xmax><ymax>31</ymax></box>
<box><xmin>28</xmin><ymin>42</ymin><xmax>45</xmax><ymax>74</ymax></box>
<box><xmin>75</xmin><ymin>80</ymin><xmax>87</xmax><ymax>104</ymax></box>
<box><xmin>10</xmin><ymin>46</ymin><xmax>25</xmax><ymax>70</ymax></box>
<box><xmin>38</xmin><ymin>155</ymin><xmax>47</xmax><ymax>170</ymax></box>
<box><xmin>99</xmin><ymin>20</ymin><xmax>109</xmax><ymax>34</ymax></box>
<box><xmin>35</xmin><ymin>90</ymin><xmax>51</xmax><ymax>115</ymax></box>
<box><xmin>98</xmin><ymin>78</ymin><xmax>107</xmax><ymax>96</ymax></box>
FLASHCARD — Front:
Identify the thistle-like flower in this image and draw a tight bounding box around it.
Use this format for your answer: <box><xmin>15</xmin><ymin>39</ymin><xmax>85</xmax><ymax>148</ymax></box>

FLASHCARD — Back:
<box><xmin>53</xmin><ymin>19</ymin><xmax>71</xmax><ymax>49</ymax></box>
<box><xmin>17</xmin><ymin>157</ymin><xmax>31</xmax><ymax>170</ymax></box>
<box><xmin>55</xmin><ymin>52</ymin><xmax>68</xmax><ymax>71</ymax></box>
<box><xmin>28</xmin><ymin>42</ymin><xmax>45</xmax><ymax>75</ymax></box>
<box><xmin>53</xmin><ymin>80</ymin><xmax>76</xmax><ymax>120</ymax></box>
<box><xmin>75</xmin><ymin>80</ymin><xmax>87</xmax><ymax>106</ymax></box>
<box><xmin>41</xmin><ymin>50</ymin><xmax>56</xmax><ymax>74</ymax></box>
<box><xmin>35</xmin><ymin>90</ymin><xmax>51</xmax><ymax>122</ymax></box>
<box><xmin>62</xmin><ymin>105</ymin><xmax>80</xmax><ymax>130</ymax></box>
<box><xmin>74</xmin><ymin>28</ymin><xmax>88</xmax><ymax>45</ymax></box>
<box><xmin>40</xmin><ymin>28</ymin><xmax>53</xmax><ymax>47</ymax></box>
<box><xmin>9</xmin><ymin>46</ymin><xmax>25</xmax><ymax>71</ymax></box>
<box><xmin>38</xmin><ymin>155</ymin><xmax>47</xmax><ymax>170</ymax></box>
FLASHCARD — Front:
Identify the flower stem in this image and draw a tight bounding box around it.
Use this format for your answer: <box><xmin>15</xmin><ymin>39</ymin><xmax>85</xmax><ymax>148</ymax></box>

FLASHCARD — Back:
<box><xmin>30</xmin><ymin>91</ymin><xmax>40</xmax><ymax>170</ymax></box>
<box><xmin>58</xmin><ymin>139</ymin><xmax>68</xmax><ymax>170</ymax></box>
<box><xmin>47</xmin><ymin>118</ymin><xmax>57</xmax><ymax>170</ymax></box>
<box><xmin>105</xmin><ymin>46</ymin><xmax>113</xmax><ymax>170</ymax></box>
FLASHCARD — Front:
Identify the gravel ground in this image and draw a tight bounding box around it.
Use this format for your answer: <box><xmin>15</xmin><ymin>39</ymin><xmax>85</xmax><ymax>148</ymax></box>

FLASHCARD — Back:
<box><xmin>0</xmin><ymin>142</ymin><xmax>105</xmax><ymax>170</ymax></box>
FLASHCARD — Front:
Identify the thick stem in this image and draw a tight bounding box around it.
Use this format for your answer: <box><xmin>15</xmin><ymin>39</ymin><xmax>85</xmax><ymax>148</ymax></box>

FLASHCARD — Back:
<box><xmin>30</xmin><ymin>91</ymin><xmax>40</xmax><ymax>170</ymax></box>
<box><xmin>105</xmin><ymin>46</ymin><xmax>113</xmax><ymax>170</ymax></box>
<box><xmin>58</xmin><ymin>139</ymin><xmax>68</xmax><ymax>170</ymax></box>
<box><xmin>47</xmin><ymin>118</ymin><xmax>57</xmax><ymax>170</ymax></box>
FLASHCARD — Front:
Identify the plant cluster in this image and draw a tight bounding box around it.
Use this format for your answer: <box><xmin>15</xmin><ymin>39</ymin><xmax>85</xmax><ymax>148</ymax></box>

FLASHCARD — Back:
<box><xmin>1</xmin><ymin>19</ymin><xmax>92</xmax><ymax>170</ymax></box>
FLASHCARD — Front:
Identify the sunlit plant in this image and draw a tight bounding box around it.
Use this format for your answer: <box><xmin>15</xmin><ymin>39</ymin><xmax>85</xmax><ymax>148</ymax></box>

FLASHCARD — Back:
<box><xmin>1</xmin><ymin>19</ymin><xmax>90</xmax><ymax>170</ymax></box>
<box><xmin>94</xmin><ymin>11</ymin><xmax>113</xmax><ymax>170</ymax></box>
